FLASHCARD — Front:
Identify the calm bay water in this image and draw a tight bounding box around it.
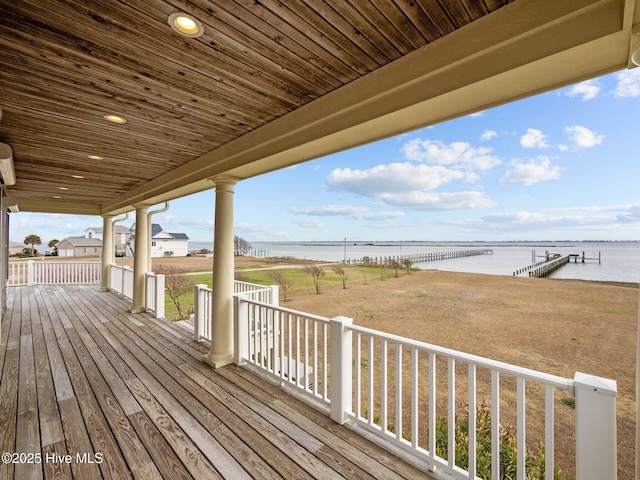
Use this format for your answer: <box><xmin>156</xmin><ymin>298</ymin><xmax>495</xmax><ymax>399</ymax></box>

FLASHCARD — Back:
<box><xmin>231</xmin><ymin>241</ymin><xmax>640</xmax><ymax>283</ymax></box>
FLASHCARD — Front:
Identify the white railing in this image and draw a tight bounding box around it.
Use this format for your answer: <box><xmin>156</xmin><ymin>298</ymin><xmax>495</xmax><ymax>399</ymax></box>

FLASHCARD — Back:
<box><xmin>233</xmin><ymin>296</ymin><xmax>617</xmax><ymax>480</ymax></box>
<box><xmin>145</xmin><ymin>272</ymin><xmax>165</xmax><ymax>318</ymax></box>
<box><xmin>234</xmin><ymin>280</ymin><xmax>279</xmax><ymax>304</ymax></box>
<box><xmin>235</xmin><ymin>297</ymin><xmax>331</xmax><ymax>405</ymax></box>
<box><xmin>109</xmin><ymin>264</ymin><xmax>133</xmax><ymax>299</ymax></box>
<box><xmin>192</xmin><ymin>281</ymin><xmax>279</xmax><ymax>342</ymax></box>
<box><xmin>108</xmin><ymin>264</ymin><xmax>164</xmax><ymax>318</ymax></box>
<box><xmin>194</xmin><ymin>284</ymin><xmax>212</xmax><ymax>341</ymax></box>
<box><xmin>8</xmin><ymin>260</ymin><xmax>101</xmax><ymax>286</ymax></box>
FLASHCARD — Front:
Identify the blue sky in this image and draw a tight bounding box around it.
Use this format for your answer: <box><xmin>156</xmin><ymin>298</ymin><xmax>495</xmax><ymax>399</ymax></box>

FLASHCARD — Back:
<box><xmin>11</xmin><ymin>69</ymin><xmax>640</xmax><ymax>247</ymax></box>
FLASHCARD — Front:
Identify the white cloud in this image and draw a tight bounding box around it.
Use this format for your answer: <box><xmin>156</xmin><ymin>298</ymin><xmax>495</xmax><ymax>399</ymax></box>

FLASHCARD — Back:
<box><xmin>441</xmin><ymin>210</ymin><xmax>614</xmax><ymax>234</ymax></box>
<box><xmin>564</xmin><ymin>125</ymin><xmax>604</xmax><ymax>148</ymax></box>
<box><xmin>157</xmin><ymin>214</ymin><xmax>214</xmax><ymax>231</ymax></box>
<box><xmin>565</xmin><ymin>79</ymin><xmax>600</xmax><ymax>101</ymax></box>
<box><xmin>228</xmin><ymin>223</ymin><xmax>293</xmax><ymax>241</ymax></box>
<box><xmin>614</xmin><ymin>69</ymin><xmax>640</xmax><ymax>97</ymax></box>
<box><xmin>288</xmin><ymin>205</ymin><xmax>404</xmax><ymax>221</ymax></box>
<box><xmin>293</xmin><ymin>219</ymin><xmax>324</xmax><ymax>228</ymax></box>
<box><xmin>327</xmin><ymin>162</ymin><xmax>468</xmax><ymax>195</ymax></box>
<box><xmin>379</xmin><ymin>191</ymin><xmax>496</xmax><ymax>210</ymax></box>
<box><xmin>520</xmin><ymin>128</ymin><xmax>549</xmax><ymax>149</ymax></box>
<box><xmin>500</xmin><ymin>157</ymin><xmax>561</xmax><ymax>186</ymax></box>
<box><xmin>402</xmin><ymin>139</ymin><xmax>501</xmax><ymax>170</ymax></box>
<box><xmin>480</xmin><ymin>129</ymin><xmax>497</xmax><ymax>141</ymax></box>
<box><xmin>615</xmin><ymin>203</ymin><xmax>640</xmax><ymax>223</ymax></box>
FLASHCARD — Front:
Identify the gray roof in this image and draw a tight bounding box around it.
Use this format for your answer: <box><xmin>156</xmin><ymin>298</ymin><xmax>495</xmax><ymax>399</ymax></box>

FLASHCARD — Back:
<box><xmin>169</xmin><ymin>233</ymin><xmax>189</xmax><ymax>240</ymax></box>
<box><xmin>57</xmin><ymin>237</ymin><xmax>102</xmax><ymax>247</ymax></box>
<box><xmin>86</xmin><ymin>225</ymin><xmax>130</xmax><ymax>234</ymax></box>
<box><xmin>130</xmin><ymin>223</ymin><xmax>188</xmax><ymax>241</ymax></box>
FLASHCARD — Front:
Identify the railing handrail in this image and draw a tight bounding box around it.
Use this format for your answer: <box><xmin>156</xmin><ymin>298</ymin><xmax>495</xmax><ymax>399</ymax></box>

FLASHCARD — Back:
<box><xmin>192</xmin><ymin>281</ymin><xmax>281</xmax><ymax>342</ymax></box>
<box><xmin>8</xmin><ymin>259</ymin><xmax>101</xmax><ymax>286</ymax></box>
<box><xmin>239</xmin><ymin>297</ymin><xmax>330</xmax><ymax>324</ymax></box>
<box><xmin>348</xmin><ymin>323</ymin><xmax>574</xmax><ymax>391</ymax></box>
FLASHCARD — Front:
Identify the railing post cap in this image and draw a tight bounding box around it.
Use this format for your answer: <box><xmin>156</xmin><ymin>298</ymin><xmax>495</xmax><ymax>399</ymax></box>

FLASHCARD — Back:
<box><xmin>331</xmin><ymin>315</ymin><xmax>353</xmax><ymax>326</ymax></box>
<box><xmin>574</xmin><ymin>372</ymin><xmax>617</xmax><ymax>396</ymax></box>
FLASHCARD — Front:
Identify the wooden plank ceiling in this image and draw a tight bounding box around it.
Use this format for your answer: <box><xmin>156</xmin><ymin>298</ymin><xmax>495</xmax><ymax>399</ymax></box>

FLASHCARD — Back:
<box><xmin>0</xmin><ymin>0</ymin><xmax>512</xmax><ymax>213</ymax></box>
<box><xmin>0</xmin><ymin>0</ymin><xmax>638</xmax><ymax>215</ymax></box>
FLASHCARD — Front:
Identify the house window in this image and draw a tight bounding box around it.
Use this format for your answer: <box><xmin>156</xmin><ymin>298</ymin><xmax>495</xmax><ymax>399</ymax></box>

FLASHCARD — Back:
<box><xmin>152</xmin><ymin>241</ymin><xmax>156</xmax><ymax>247</ymax></box>
<box><xmin>83</xmin><ymin>248</ymin><xmax>86</xmax><ymax>253</ymax></box>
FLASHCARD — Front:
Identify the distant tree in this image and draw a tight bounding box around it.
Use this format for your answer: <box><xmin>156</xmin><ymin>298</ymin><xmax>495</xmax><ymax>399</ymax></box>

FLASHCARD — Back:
<box><xmin>303</xmin><ymin>265</ymin><xmax>324</xmax><ymax>294</ymax></box>
<box><xmin>24</xmin><ymin>234</ymin><xmax>42</xmax><ymax>257</ymax></box>
<box><xmin>48</xmin><ymin>239</ymin><xmax>59</xmax><ymax>256</ymax></box>
<box><xmin>332</xmin><ymin>266</ymin><xmax>348</xmax><ymax>289</ymax></box>
<box><xmin>268</xmin><ymin>271</ymin><xmax>292</xmax><ymax>302</ymax></box>
<box><xmin>152</xmin><ymin>264</ymin><xmax>194</xmax><ymax>319</ymax></box>
<box><xmin>234</xmin><ymin>235</ymin><xmax>252</xmax><ymax>256</ymax></box>
<box><xmin>403</xmin><ymin>259</ymin><xmax>413</xmax><ymax>273</ymax></box>
<box><xmin>387</xmin><ymin>259</ymin><xmax>401</xmax><ymax>278</ymax></box>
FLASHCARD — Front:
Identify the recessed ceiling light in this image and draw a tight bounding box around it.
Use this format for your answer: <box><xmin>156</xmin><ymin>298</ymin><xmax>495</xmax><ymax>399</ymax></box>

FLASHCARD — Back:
<box><xmin>87</xmin><ymin>154</ymin><xmax>103</xmax><ymax>160</ymax></box>
<box><xmin>71</xmin><ymin>175</ymin><xmax>85</xmax><ymax>179</ymax></box>
<box><xmin>58</xmin><ymin>187</ymin><xmax>69</xmax><ymax>191</ymax></box>
<box><xmin>168</xmin><ymin>12</ymin><xmax>204</xmax><ymax>38</ymax></box>
<box><xmin>104</xmin><ymin>114</ymin><xmax>127</xmax><ymax>124</ymax></box>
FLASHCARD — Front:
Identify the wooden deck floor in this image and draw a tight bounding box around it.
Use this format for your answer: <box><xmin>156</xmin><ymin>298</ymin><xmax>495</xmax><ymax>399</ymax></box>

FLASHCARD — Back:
<box><xmin>0</xmin><ymin>285</ymin><xmax>433</xmax><ymax>480</ymax></box>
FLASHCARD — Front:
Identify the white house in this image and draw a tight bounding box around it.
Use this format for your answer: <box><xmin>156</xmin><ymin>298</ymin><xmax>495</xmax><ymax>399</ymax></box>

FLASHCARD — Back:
<box><xmin>85</xmin><ymin>225</ymin><xmax>131</xmax><ymax>257</ymax></box>
<box><xmin>127</xmin><ymin>223</ymin><xmax>189</xmax><ymax>258</ymax></box>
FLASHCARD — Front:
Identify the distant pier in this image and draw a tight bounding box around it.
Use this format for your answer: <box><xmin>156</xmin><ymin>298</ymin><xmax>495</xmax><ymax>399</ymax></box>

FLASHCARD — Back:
<box><xmin>513</xmin><ymin>250</ymin><xmax>601</xmax><ymax>278</ymax></box>
<box><xmin>345</xmin><ymin>249</ymin><xmax>493</xmax><ymax>266</ymax></box>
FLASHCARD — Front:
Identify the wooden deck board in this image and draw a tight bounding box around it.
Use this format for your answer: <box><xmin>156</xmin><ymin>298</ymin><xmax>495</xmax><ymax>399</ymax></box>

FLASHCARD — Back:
<box><xmin>0</xmin><ymin>285</ymin><xmax>433</xmax><ymax>479</ymax></box>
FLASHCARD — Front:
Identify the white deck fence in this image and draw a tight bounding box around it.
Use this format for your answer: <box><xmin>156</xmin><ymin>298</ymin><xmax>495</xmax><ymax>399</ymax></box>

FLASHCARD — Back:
<box><xmin>233</xmin><ymin>295</ymin><xmax>617</xmax><ymax>480</ymax></box>
<box><xmin>9</xmin><ymin>261</ymin><xmax>165</xmax><ymax>318</ymax></box>
<box><xmin>8</xmin><ymin>260</ymin><xmax>101</xmax><ymax>286</ymax></box>
<box><xmin>192</xmin><ymin>281</ymin><xmax>279</xmax><ymax>342</ymax></box>
<box><xmin>109</xmin><ymin>264</ymin><xmax>133</xmax><ymax>298</ymax></box>
<box><xmin>108</xmin><ymin>264</ymin><xmax>165</xmax><ymax>318</ymax></box>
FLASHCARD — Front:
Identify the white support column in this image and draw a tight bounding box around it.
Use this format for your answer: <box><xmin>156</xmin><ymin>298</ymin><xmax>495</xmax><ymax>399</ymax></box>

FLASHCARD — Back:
<box><xmin>330</xmin><ymin>315</ymin><xmax>353</xmax><ymax>424</ymax></box>
<box><xmin>204</xmin><ymin>179</ymin><xmax>237</xmax><ymax>368</ymax></box>
<box><xmin>131</xmin><ymin>205</ymin><xmax>149</xmax><ymax>313</ymax></box>
<box><xmin>99</xmin><ymin>214</ymin><xmax>114</xmax><ymax>292</ymax></box>
<box><xmin>574</xmin><ymin>372</ymin><xmax>617</xmax><ymax>480</ymax></box>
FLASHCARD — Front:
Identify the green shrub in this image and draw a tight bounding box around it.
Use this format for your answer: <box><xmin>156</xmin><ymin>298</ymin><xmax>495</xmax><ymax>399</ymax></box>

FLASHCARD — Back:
<box><xmin>435</xmin><ymin>402</ymin><xmax>562</xmax><ymax>480</ymax></box>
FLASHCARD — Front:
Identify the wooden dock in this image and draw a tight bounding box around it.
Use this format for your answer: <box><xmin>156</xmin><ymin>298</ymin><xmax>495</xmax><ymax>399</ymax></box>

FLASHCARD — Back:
<box><xmin>527</xmin><ymin>255</ymin><xmax>571</xmax><ymax>278</ymax></box>
<box><xmin>346</xmin><ymin>249</ymin><xmax>493</xmax><ymax>266</ymax></box>
<box><xmin>514</xmin><ymin>250</ymin><xmax>601</xmax><ymax>277</ymax></box>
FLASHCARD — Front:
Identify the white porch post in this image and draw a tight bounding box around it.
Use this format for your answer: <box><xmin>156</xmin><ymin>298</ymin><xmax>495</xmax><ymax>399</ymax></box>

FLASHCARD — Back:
<box><xmin>204</xmin><ymin>178</ymin><xmax>236</xmax><ymax>368</ymax></box>
<box><xmin>330</xmin><ymin>315</ymin><xmax>353</xmax><ymax>424</ymax></box>
<box><xmin>99</xmin><ymin>214</ymin><xmax>114</xmax><ymax>292</ymax></box>
<box><xmin>131</xmin><ymin>205</ymin><xmax>149</xmax><ymax>313</ymax></box>
<box><xmin>575</xmin><ymin>372</ymin><xmax>617</xmax><ymax>480</ymax></box>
